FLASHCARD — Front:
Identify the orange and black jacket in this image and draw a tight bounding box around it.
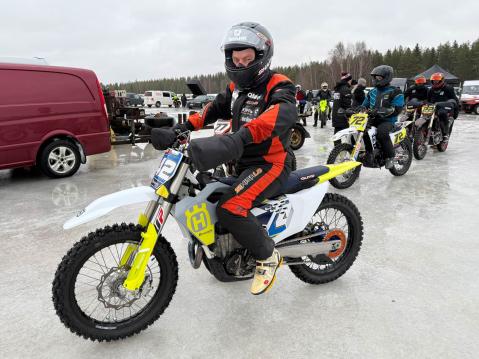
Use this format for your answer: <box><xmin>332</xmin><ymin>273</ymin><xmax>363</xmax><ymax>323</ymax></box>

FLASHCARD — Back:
<box><xmin>185</xmin><ymin>71</ymin><xmax>297</xmax><ymax>171</ymax></box>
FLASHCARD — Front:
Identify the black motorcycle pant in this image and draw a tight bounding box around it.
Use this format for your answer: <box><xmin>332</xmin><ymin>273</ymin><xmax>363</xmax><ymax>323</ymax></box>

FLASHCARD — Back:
<box><xmin>437</xmin><ymin>109</ymin><xmax>451</xmax><ymax>136</ymax></box>
<box><xmin>376</xmin><ymin>122</ymin><xmax>395</xmax><ymax>158</ymax></box>
<box><xmin>217</xmin><ymin>163</ymin><xmax>288</xmax><ymax>260</ymax></box>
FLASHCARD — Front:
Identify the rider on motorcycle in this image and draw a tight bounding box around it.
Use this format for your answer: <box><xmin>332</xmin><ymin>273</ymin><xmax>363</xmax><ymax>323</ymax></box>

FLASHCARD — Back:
<box><xmin>152</xmin><ymin>22</ymin><xmax>297</xmax><ymax>295</ymax></box>
<box><xmin>404</xmin><ymin>75</ymin><xmax>428</xmax><ymax>102</ymax></box>
<box><xmin>362</xmin><ymin>65</ymin><xmax>405</xmax><ymax>169</ymax></box>
<box><xmin>427</xmin><ymin>72</ymin><xmax>458</xmax><ymax>142</ymax></box>
<box><xmin>314</xmin><ymin>82</ymin><xmax>332</xmax><ymax>126</ymax></box>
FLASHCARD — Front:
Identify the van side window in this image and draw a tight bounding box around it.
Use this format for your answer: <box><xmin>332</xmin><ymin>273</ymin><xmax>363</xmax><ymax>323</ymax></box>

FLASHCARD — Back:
<box><xmin>163</xmin><ymin>92</ymin><xmax>170</xmax><ymax>97</ymax></box>
<box><xmin>0</xmin><ymin>70</ymin><xmax>94</xmax><ymax>105</ymax></box>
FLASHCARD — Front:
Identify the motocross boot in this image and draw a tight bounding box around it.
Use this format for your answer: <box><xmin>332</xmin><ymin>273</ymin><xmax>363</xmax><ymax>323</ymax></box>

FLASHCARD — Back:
<box><xmin>250</xmin><ymin>249</ymin><xmax>282</xmax><ymax>295</ymax></box>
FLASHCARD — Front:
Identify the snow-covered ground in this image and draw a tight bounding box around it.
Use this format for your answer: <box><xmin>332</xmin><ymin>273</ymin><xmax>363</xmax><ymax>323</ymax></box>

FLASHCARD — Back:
<box><xmin>0</xmin><ymin>111</ymin><xmax>478</xmax><ymax>358</ymax></box>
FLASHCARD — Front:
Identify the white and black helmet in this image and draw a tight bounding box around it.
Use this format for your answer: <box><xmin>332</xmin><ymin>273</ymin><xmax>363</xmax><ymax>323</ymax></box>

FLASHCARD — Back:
<box><xmin>221</xmin><ymin>22</ymin><xmax>274</xmax><ymax>90</ymax></box>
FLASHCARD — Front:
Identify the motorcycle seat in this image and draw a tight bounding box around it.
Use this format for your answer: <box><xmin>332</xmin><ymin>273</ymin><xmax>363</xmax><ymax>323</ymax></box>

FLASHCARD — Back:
<box><xmin>216</xmin><ymin>165</ymin><xmax>330</xmax><ymax>195</ymax></box>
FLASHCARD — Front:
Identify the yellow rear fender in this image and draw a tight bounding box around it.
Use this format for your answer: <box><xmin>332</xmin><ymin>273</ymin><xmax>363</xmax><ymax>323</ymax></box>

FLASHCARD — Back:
<box><xmin>319</xmin><ymin>161</ymin><xmax>362</xmax><ymax>183</ymax></box>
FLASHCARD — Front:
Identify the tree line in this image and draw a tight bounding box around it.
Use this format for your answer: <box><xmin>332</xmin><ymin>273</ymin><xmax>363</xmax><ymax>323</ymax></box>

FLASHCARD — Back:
<box><xmin>107</xmin><ymin>39</ymin><xmax>479</xmax><ymax>94</ymax></box>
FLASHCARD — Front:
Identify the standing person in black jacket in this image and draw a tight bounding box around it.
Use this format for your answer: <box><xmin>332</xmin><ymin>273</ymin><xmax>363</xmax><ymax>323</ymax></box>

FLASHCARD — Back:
<box><xmin>306</xmin><ymin>90</ymin><xmax>313</xmax><ymax>102</ymax></box>
<box><xmin>404</xmin><ymin>76</ymin><xmax>428</xmax><ymax>102</ymax></box>
<box><xmin>427</xmin><ymin>72</ymin><xmax>458</xmax><ymax>142</ymax></box>
<box><xmin>352</xmin><ymin>77</ymin><xmax>366</xmax><ymax>107</ymax></box>
<box><xmin>152</xmin><ymin>22</ymin><xmax>297</xmax><ymax>296</ymax></box>
<box><xmin>181</xmin><ymin>93</ymin><xmax>187</xmax><ymax>108</ymax></box>
<box><xmin>332</xmin><ymin>72</ymin><xmax>353</xmax><ymax>142</ymax></box>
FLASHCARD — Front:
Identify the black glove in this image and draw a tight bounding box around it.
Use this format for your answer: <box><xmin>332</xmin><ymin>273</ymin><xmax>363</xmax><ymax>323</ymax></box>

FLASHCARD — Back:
<box><xmin>187</xmin><ymin>127</ymin><xmax>252</xmax><ymax>172</ymax></box>
<box><xmin>376</xmin><ymin>107</ymin><xmax>395</xmax><ymax>118</ymax></box>
<box><xmin>174</xmin><ymin>121</ymin><xmax>195</xmax><ymax>133</ymax></box>
<box><xmin>368</xmin><ymin>108</ymin><xmax>378</xmax><ymax>117</ymax></box>
<box><xmin>151</xmin><ymin>127</ymin><xmax>177</xmax><ymax>150</ymax></box>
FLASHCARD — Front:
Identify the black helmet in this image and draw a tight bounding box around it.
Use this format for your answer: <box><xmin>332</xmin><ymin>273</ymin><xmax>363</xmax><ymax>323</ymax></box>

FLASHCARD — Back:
<box><xmin>370</xmin><ymin>65</ymin><xmax>393</xmax><ymax>88</ymax></box>
<box><xmin>221</xmin><ymin>22</ymin><xmax>274</xmax><ymax>90</ymax></box>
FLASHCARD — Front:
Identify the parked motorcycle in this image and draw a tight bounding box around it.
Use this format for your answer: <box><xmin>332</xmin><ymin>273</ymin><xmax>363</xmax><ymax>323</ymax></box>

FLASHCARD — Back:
<box><xmin>327</xmin><ymin>110</ymin><xmax>413</xmax><ymax>189</ymax></box>
<box><xmin>290</xmin><ymin>121</ymin><xmax>310</xmax><ymax>150</ymax></box>
<box><xmin>412</xmin><ymin>102</ymin><xmax>455</xmax><ymax>160</ymax></box>
<box><xmin>53</xmin><ymin>130</ymin><xmax>363</xmax><ymax>341</ymax></box>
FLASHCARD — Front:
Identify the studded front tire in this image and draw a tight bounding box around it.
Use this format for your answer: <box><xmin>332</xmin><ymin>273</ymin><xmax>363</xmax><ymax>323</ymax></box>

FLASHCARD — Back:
<box><xmin>52</xmin><ymin>223</ymin><xmax>178</xmax><ymax>341</ymax></box>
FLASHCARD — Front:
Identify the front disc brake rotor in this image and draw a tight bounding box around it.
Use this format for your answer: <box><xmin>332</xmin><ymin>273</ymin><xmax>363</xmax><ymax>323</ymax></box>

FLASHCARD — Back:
<box><xmin>96</xmin><ymin>267</ymin><xmax>150</xmax><ymax>310</ymax></box>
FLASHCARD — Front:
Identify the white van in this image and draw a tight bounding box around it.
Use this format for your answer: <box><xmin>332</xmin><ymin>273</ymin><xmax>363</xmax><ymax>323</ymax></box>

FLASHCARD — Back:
<box><xmin>144</xmin><ymin>90</ymin><xmax>177</xmax><ymax>108</ymax></box>
<box><xmin>460</xmin><ymin>80</ymin><xmax>479</xmax><ymax>114</ymax></box>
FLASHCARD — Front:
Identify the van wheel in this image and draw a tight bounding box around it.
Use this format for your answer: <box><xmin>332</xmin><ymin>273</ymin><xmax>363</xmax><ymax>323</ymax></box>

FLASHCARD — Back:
<box><xmin>474</xmin><ymin>105</ymin><xmax>479</xmax><ymax>115</ymax></box>
<box><xmin>155</xmin><ymin>102</ymin><xmax>161</xmax><ymax>108</ymax></box>
<box><xmin>39</xmin><ymin>140</ymin><xmax>81</xmax><ymax>178</ymax></box>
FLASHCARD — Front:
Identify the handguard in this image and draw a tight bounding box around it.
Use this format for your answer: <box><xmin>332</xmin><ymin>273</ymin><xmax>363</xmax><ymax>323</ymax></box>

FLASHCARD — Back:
<box><xmin>187</xmin><ymin>127</ymin><xmax>252</xmax><ymax>172</ymax></box>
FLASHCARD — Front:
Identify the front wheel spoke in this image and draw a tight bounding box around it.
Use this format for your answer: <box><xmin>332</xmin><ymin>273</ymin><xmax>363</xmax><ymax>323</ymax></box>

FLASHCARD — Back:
<box><xmin>89</xmin><ymin>257</ymin><xmax>107</xmax><ymax>272</ymax></box>
<box><xmin>98</xmin><ymin>249</ymin><xmax>110</xmax><ymax>269</ymax></box>
<box><xmin>75</xmin><ymin>287</ymin><xmax>97</xmax><ymax>296</ymax></box>
<box><xmin>107</xmin><ymin>246</ymin><xmax>120</xmax><ymax>266</ymax></box>
<box><xmin>81</xmin><ymin>266</ymin><xmax>105</xmax><ymax>276</ymax></box>
<box><xmin>83</xmin><ymin>294</ymin><xmax>101</xmax><ymax>314</ymax></box>
<box><xmin>78</xmin><ymin>272</ymin><xmax>100</xmax><ymax>281</ymax></box>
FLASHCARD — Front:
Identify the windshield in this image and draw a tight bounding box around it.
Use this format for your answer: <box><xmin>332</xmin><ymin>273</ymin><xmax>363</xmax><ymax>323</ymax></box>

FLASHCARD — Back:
<box><xmin>195</xmin><ymin>95</ymin><xmax>206</xmax><ymax>101</ymax></box>
<box><xmin>144</xmin><ymin>91</ymin><xmax>152</xmax><ymax>96</ymax></box>
<box><xmin>462</xmin><ymin>86</ymin><xmax>479</xmax><ymax>95</ymax></box>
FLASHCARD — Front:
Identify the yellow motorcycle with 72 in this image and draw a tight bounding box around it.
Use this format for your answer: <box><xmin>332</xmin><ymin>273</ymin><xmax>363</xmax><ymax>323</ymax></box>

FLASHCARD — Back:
<box><xmin>327</xmin><ymin>111</ymin><xmax>413</xmax><ymax>189</ymax></box>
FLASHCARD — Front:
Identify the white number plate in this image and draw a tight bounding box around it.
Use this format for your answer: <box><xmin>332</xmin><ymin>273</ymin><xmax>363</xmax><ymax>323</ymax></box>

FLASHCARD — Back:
<box><xmin>151</xmin><ymin>150</ymin><xmax>183</xmax><ymax>189</ymax></box>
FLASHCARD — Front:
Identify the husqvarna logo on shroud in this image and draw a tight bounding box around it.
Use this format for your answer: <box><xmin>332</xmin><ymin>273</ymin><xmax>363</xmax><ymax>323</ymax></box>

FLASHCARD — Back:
<box><xmin>185</xmin><ymin>203</ymin><xmax>214</xmax><ymax>245</ymax></box>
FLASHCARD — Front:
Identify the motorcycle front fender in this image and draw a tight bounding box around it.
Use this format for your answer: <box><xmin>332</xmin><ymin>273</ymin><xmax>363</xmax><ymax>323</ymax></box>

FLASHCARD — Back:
<box><xmin>330</xmin><ymin>127</ymin><xmax>357</xmax><ymax>142</ymax></box>
<box><xmin>63</xmin><ymin>186</ymin><xmax>158</xmax><ymax>230</ymax></box>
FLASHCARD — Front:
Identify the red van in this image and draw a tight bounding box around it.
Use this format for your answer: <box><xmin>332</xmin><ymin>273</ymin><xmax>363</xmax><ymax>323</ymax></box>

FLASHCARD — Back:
<box><xmin>0</xmin><ymin>63</ymin><xmax>111</xmax><ymax>178</ymax></box>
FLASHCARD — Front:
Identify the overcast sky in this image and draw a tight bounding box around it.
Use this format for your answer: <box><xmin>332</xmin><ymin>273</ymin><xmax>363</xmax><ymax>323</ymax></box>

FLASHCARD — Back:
<box><xmin>1</xmin><ymin>0</ymin><xmax>477</xmax><ymax>84</ymax></box>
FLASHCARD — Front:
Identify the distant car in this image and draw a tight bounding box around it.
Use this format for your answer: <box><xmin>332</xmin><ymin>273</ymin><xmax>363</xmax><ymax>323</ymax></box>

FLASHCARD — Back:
<box><xmin>460</xmin><ymin>80</ymin><xmax>479</xmax><ymax>114</ymax></box>
<box><xmin>187</xmin><ymin>95</ymin><xmax>215</xmax><ymax>109</ymax></box>
<box><xmin>125</xmin><ymin>93</ymin><xmax>144</xmax><ymax>107</ymax></box>
<box><xmin>144</xmin><ymin>90</ymin><xmax>177</xmax><ymax>108</ymax></box>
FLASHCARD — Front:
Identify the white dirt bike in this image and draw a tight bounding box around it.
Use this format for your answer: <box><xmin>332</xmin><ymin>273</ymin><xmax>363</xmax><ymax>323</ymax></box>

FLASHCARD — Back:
<box><xmin>52</xmin><ymin>130</ymin><xmax>363</xmax><ymax>341</ymax></box>
<box><xmin>327</xmin><ymin>110</ymin><xmax>413</xmax><ymax>189</ymax></box>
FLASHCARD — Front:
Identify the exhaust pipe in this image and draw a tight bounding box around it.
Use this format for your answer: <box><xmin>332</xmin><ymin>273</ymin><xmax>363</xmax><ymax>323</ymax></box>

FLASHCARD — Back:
<box><xmin>276</xmin><ymin>240</ymin><xmax>341</xmax><ymax>258</ymax></box>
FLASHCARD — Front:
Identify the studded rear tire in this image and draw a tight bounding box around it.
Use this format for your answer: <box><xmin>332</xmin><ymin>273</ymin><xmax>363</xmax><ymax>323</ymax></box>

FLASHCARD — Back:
<box><xmin>289</xmin><ymin>193</ymin><xmax>363</xmax><ymax>284</ymax></box>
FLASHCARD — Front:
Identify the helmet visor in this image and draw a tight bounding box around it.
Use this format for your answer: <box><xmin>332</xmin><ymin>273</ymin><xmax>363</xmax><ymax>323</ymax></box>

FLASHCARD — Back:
<box><xmin>221</xmin><ymin>26</ymin><xmax>269</xmax><ymax>52</ymax></box>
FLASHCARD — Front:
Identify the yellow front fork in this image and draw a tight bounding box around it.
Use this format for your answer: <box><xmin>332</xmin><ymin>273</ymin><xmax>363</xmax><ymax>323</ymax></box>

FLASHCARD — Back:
<box><xmin>120</xmin><ymin>212</ymin><xmax>158</xmax><ymax>291</ymax></box>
